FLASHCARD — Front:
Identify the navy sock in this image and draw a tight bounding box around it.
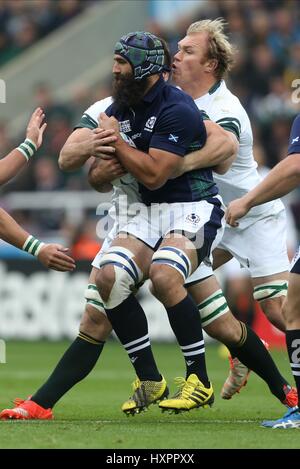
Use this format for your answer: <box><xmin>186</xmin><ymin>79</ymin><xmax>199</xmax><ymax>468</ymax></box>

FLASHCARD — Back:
<box><xmin>166</xmin><ymin>294</ymin><xmax>209</xmax><ymax>386</ymax></box>
<box><xmin>106</xmin><ymin>294</ymin><xmax>161</xmax><ymax>381</ymax></box>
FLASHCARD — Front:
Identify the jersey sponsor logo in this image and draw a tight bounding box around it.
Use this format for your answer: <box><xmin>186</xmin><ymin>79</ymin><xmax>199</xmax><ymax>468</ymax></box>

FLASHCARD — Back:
<box><xmin>292</xmin><ymin>136</ymin><xmax>299</xmax><ymax>144</ymax></box>
<box><xmin>185</xmin><ymin>213</ymin><xmax>200</xmax><ymax>225</ymax></box>
<box><xmin>119</xmin><ymin>120</ymin><xmax>131</xmax><ymax>133</ymax></box>
<box><xmin>144</xmin><ymin>116</ymin><xmax>157</xmax><ymax>132</ymax></box>
<box><xmin>168</xmin><ymin>133</ymin><xmax>179</xmax><ymax>143</ymax></box>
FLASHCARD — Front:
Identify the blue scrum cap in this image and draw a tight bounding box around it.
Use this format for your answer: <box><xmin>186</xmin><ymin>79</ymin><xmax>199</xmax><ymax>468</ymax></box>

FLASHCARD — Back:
<box><xmin>114</xmin><ymin>31</ymin><xmax>165</xmax><ymax>80</ymax></box>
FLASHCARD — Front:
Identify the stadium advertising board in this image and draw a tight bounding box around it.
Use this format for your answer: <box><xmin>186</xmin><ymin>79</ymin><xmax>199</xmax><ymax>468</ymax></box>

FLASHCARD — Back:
<box><xmin>0</xmin><ymin>260</ymin><xmax>174</xmax><ymax>341</ymax></box>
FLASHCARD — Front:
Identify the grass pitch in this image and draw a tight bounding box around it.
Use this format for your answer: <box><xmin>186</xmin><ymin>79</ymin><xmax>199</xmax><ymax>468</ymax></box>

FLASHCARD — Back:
<box><xmin>0</xmin><ymin>340</ymin><xmax>298</xmax><ymax>449</ymax></box>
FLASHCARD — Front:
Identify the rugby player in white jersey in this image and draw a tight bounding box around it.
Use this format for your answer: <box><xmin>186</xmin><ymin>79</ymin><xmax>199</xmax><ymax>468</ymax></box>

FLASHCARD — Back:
<box><xmin>1</xmin><ymin>33</ymin><xmax>296</xmax><ymax>420</ymax></box>
<box><xmin>226</xmin><ymin>113</ymin><xmax>300</xmax><ymax>428</ymax></box>
<box><xmin>171</xmin><ymin>18</ymin><xmax>290</xmax><ymax>401</ymax></box>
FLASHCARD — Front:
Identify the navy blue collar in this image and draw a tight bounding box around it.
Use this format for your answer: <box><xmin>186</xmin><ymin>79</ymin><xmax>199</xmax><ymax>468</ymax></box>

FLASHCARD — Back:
<box><xmin>143</xmin><ymin>75</ymin><xmax>166</xmax><ymax>103</ymax></box>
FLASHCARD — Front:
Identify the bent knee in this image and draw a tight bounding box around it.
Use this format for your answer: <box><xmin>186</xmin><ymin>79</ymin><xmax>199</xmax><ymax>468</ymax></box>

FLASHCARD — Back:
<box><xmin>150</xmin><ymin>264</ymin><xmax>180</xmax><ymax>299</ymax></box>
<box><xmin>260</xmin><ymin>297</ymin><xmax>286</xmax><ymax>331</ymax></box>
<box><xmin>80</xmin><ymin>304</ymin><xmax>112</xmax><ymax>341</ymax></box>
<box><xmin>282</xmin><ymin>299</ymin><xmax>300</xmax><ymax>328</ymax></box>
<box><xmin>95</xmin><ymin>266</ymin><xmax>115</xmax><ymax>302</ymax></box>
<box><xmin>96</xmin><ymin>247</ymin><xmax>143</xmax><ymax>308</ymax></box>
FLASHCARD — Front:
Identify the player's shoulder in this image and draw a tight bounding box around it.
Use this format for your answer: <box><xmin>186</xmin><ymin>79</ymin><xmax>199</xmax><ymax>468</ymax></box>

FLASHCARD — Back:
<box><xmin>288</xmin><ymin>113</ymin><xmax>300</xmax><ymax>155</ymax></box>
<box><xmin>76</xmin><ymin>96</ymin><xmax>113</xmax><ymax>130</ymax></box>
<box><xmin>292</xmin><ymin>113</ymin><xmax>300</xmax><ymax>129</ymax></box>
<box><xmin>214</xmin><ymin>82</ymin><xmax>244</xmax><ymax>114</ymax></box>
<box><xmin>165</xmin><ymin>83</ymin><xmax>194</xmax><ymax>103</ymax></box>
<box><xmin>211</xmin><ymin>81</ymin><xmax>249</xmax><ymax>128</ymax></box>
<box><xmin>84</xmin><ymin>96</ymin><xmax>113</xmax><ymax>120</ymax></box>
<box><xmin>163</xmin><ymin>84</ymin><xmax>199</xmax><ymax>116</ymax></box>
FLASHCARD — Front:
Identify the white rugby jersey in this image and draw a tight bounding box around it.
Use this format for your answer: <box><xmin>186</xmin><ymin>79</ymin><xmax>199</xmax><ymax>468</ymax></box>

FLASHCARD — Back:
<box><xmin>194</xmin><ymin>80</ymin><xmax>284</xmax><ymax>227</ymax></box>
<box><xmin>79</xmin><ymin>97</ymin><xmax>142</xmax><ymax>225</ymax></box>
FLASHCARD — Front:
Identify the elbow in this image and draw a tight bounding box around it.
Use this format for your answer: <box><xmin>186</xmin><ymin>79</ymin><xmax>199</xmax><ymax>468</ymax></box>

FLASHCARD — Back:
<box><xmin>214</xmin><ymin>162</ymin><xmax>230</xmax><ymax>175</ymax></box>
<box><xmin>58</xmin><ymin>151</ymin><xmax>72</xmax><ymax>171</ymax></box>
<box><xmin>87</xmin><ymin>169</ymin><xmax>97</xmax><ymax>189</ymax></box>
<box><xmin>0</xmin><ymin>176</ymin><xmax>7</xmax><ymax>186</ymax></box>
<box><xmin>283</xmin><ymin>154</ymin><xmax>300</xmax><ymax>180</ymax></box>
<box><xmin>0</xmin><ymin>209</ymin><xmax>5</xmax><ymax>234</ymax></box>
<box><xmin>214</xmin><ymin>125</ymin><xmax>238</xmax><ymax>162</ymax></box>
<box><xmin>143</xmin><ymin>174</ymin><xmax>166</xmax><ymax>190</ymax></box>
<box><xmin>87</xmin><ymin>170</ymin><xmax>112</xmax><ymax>193</ymax></box>
<box><xmin>223</xmin><ymin>134</ymin><xmax>238</xmax><ymax>161</ymax></box>
<box><xmin>229</xmin><ymin>140</ymin><xmax>238</xmax><ymax>159</ymax></box>
<box><xmin>58</xmin><ymin>151</ymin><xmax>67</xmax><ymax>171</ymax></box>
<box><xmin>215</xmin><ymin>135</ymin><xmax>238</xmax><ymax>174</ymax></box>
<box><xmin>213</xmin><ymin>138</ymin><xmax>237</xmax><ymax>175</ymax></box>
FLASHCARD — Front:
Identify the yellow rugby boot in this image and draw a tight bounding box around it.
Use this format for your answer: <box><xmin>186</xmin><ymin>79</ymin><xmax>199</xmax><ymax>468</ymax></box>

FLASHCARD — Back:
<box><xmin>159</xmin><ymin>374</ymin><xmax>214</xmax><ymax>413</ymax></box>
<box><xmin>122</xmin><ymin>376</ymin><xmax>169</xmax><ymax>415</ymax></box>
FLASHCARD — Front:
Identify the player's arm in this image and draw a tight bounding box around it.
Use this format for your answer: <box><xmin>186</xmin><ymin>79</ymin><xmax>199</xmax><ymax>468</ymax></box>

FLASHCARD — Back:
<box><xmin>0</xmin><ymin>208</ymin><xmax>76</xmax><ymax>271</ymax></box>
<box><xmin>213</xmin><ymin>128</ymin><xmax>238</xmax><ymax>174</ymax></box>
<box><xmin>226</xmin><ymin>114</ymin><xmax>300</xmax><ymax>226</ymax></box>
<box><xmin>226</xmin><ymin>153</ymin><xmax>300</xmax><ymax>227</ymax></box>
<box><xmin>178</xmin><ymin>120</ymin><xmax>238</xmax><ymax>176</ymax></box>
<box><xmin>98</xmin><ymin>105</ymin><xmax>203</xmax><ymax>189</ymax></box>
<box><xmin>58</xmin><ymin>127</ymin><xmax>117</xmax><ymax>171</ymax></box>
<box><xmin>112</xmin><ymin>142</ymin><xmax>180</xmax><ymax>190</ymax></box>
<box><xmin>88</xmin><ymin>156</ymin><xmax>127</xmax><ymax>192</ymax></box>
<box><xmin>0</xmin><ymin>108</ymin><xmax>47</xmax><ymax>185</ymax></box>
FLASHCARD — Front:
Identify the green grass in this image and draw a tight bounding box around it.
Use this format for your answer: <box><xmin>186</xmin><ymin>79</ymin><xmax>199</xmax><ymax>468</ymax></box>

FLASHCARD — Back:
<box><xmin>0</xmin><ymin>341</ymin><xmax>298</xmax><ymax>449</ymax></box>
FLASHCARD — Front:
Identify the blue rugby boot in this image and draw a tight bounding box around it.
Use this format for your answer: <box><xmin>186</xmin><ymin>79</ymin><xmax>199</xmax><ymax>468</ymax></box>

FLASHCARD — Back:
<box><xmin>261</xmin><ymin>406</ymin><xmax>300</xmax><ymax>429</ymax></box>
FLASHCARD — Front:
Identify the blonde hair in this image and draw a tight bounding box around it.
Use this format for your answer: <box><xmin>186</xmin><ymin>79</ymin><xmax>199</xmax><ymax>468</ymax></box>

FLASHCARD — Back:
<box><xmin>187</xmin><ymin>18</ymin><xmax>235</xmax><ymax>80</ymax></box>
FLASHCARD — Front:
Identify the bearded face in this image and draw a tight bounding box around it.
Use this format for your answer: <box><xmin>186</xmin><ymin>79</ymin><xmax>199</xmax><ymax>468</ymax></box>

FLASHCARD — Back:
<box><xmin>112</xmin><ymin>71</ymin><xmax>149</xmax><ymax>109</ymax></box>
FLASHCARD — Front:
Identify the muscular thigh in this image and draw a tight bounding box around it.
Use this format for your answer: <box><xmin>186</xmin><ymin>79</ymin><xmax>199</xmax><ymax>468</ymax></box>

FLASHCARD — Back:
<box><xmin>89</xmin><ymin>266</ymin><xmax>98</xmax><ymax>284</ymax></box>
<box><xmin>188</xmin><ymin>275</ymin><xmax>221</xmax><ymax>304</ymax></box>
<box><xmin>218</xmin><ymin>212</ymin><xmax>289</xmax><ymax>277</ymax></box>
<box><xmin>158</xmin><ymin>233</ymin><xmax>198</xmax><ymax>273</ymax></box>
<box><xmin>252</xmin><ymin>271</ymin><xmax>288</xmax><ymax>331</ymax></box>
<box><xmin>149</xmin><ymin>233</ymin><xmax>198</xmax><ymax>306</ymax></box>
<box><xmin>212</xmin><ymin>248</ymin><xmax>233</xmax><ymax>270</ymax></box>
<box><xmin>252</xmin><ymin>271</ymin><xmax>289</xmax><ymax>307</ymax></box>
<box><xmin>252</xmin><ymin>271</ymin><xmax>289</xmax><ymax>289</ymax></box>
<box><xmin>106</xmin><ymin>234</ymin><xmax>154</xmax><ymax>278</ymax></box>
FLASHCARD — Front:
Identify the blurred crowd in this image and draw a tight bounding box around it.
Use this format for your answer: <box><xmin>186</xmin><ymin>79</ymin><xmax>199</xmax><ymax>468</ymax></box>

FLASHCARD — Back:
<box><xmin>149</xmin><ymin>0</ymin><xmax>300</xmax><ymax>165</ymax></box>
<box><xmin>0</xmin><ymin>0</ymin><xmax>91</xmax><ymax>67</ymax></box>
<box><xmin>0</xmin><ymin>0</ymin><xmax>300</xmax><ymax>261</ymax></box>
